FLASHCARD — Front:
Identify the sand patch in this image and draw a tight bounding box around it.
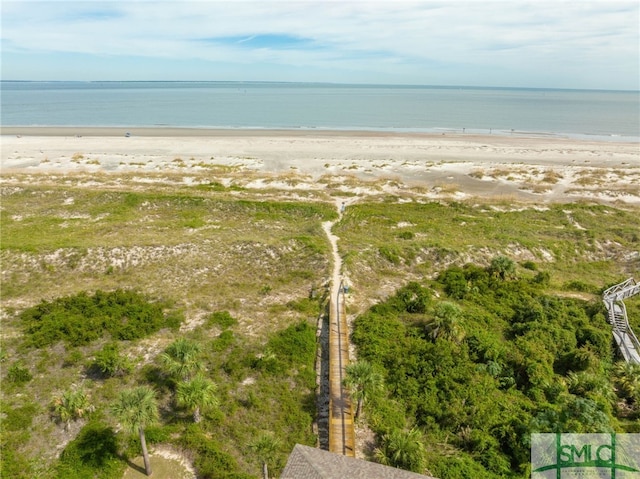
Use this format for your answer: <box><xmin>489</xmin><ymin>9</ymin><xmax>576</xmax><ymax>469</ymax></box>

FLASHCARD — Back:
<box><xmin>2</xmin><ymin>131</ymin><xmax>638</xmax><ymax>204</ymax></box>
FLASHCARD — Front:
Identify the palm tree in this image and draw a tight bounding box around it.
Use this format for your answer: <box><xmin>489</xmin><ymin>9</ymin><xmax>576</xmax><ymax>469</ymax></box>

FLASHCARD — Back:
<box><xmin>343</xmin><ymin>360</ymin><xmax>383</xmax><ymax>420</ymax></box>
<box><xmin>375</xmin><ymin>427</ymin><xmax>427</xmax><ymax>473</ymax></box>
<box><xmin>111</xmin><ymin>386</ymin><xmax>159</xmax><ymax>476</ymax></box>
<box><xmin>249</xmin><ymin>432</ymin><xmax>281</xmax><ymax>479</ymax></box>
<box><xmin>160</xmin><ymin>338</ymin><xmax>202</xmax><ymax>381</ymax></box>
<box><xmin>426</xmin><ymin>302</ymin><xmax>465</xmax><ymax>343</ymax></box>
<box><xmin>565</xmin><ymin>371</ymin><xmax>616</xmax><ymax>405</ymax></box>
<box><xmin>614</xmin><ymin>362</ymin><xmax>640</xmax><ymax>404</ymax></box>
<box><xmin>52</xmin><ymin>386</ymin><xmax>92</xmax><ymax>431</ymax></box>
<box><xmin>176</xmin><ymin>374</ymin><xmax>219</xmax><ymax>423</ymax></box>
<box><xmin>489</xmin><ymin>256</ymin><xmax>516</xmax><ymax>280</ymax></box>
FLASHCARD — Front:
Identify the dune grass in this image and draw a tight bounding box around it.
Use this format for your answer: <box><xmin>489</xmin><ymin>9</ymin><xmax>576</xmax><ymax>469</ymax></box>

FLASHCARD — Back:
<box><xmin>334</xmin><ymin>199</ymin><xmax>640</xmax><ymax>302</ymax></box>
<box><xmin>1</xmin><ymin>171</ymin><xmax>639</xmax><ymax>478</ymax></box>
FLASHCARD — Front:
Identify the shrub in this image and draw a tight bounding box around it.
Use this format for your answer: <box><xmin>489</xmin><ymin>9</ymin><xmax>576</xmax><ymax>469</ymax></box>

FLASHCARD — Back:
<box><xmin>562</xmin><ymin>280</ymin><xmax>597</xmax><ymax>293</ymax></box>
<box><xmin>21</xmin><ymin>289</ymin><xmax>179</xmax><ymax>348</ymax></box>
<box><xmin>488</xmin><ymin>256</ymin><xmax>516</xmax><ymax>280</ymax></box>
<box><xmin>123</xmin><ymin>425</ymin><xmax>171</xmax><ymax>458</ymax></box>
<box><xmin>56</xmin><ymin>421</ymin><xmax>122</xmax><ymax>479</ymax></box>
<box><xmin>533</xmin><ymin>271</ymin><xmax>550</xmax><ymax>286</ymax></box>
<box><xmin>91</xmin><ymin>343</ymin><xmax>132</xmax><ymax>377</ymax></box>
<box><xmin>352</xmin><ymin>265</ymin><xmax>622</xmax><ymax>478</ymax></box>
<box><xmin>266</xmin><ymin>321</ymin><xmax>316</xmax><ymax>370</ymax></box>
<box><xmin>375</xmin><ymin>427</ymin><xmax>427</xmax><ymax>473</ymax></box>
<box><xmin>430</xmin><ymin>454</ymin><xmax>496</xmax><ymax>479</ymax></box>
<box><xmin>179</xmin><ymin>425</ymin><xmax>244</xmax><ymax>479</ymax></box>
<box><xmin>394</xmin><ymin>282</ymin><xmax>431</xmax><ymax>314</ymax></box>
<box><xmin>7</xmin><ymin>362</ymin><xmax>32</xmax><ymax>385</ymax></box>
<box><xmin>438</xmin><ymin>267</ymin><xmax>468</xmax><ymax>299</ymax></box>
<box><xmin>0</xmin><ymin>447</ymin><xmax>32</xmax><ymax>479</ymax></box>
<box><xmin>63</xmin><ymin>350</ymin><xmax>85</xmax><ymax>368</ymax></box>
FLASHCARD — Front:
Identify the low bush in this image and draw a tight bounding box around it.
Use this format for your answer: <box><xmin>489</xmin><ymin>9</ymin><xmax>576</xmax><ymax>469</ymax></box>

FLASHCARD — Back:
<box><xmin>90</xmin><ymin>343</ymin><xmax>133</xmax><ymax>377</ymax></box>
<box><xmin>6</xmin><ymin>362</ymin><xmax>32</xmax><ymax>385</ymax></box>
<box><xmin>265</xmin><ymin>320</ymin><xmax>316</xmax><ymax>386</ymax></box>
<box><xmin>0</xmin><ymin>447</ymin><xmax>32</xmax><ymax>479</ymax></box>
<box><xmin>56</xmin><ymin>421</ymin><xmax>123</xmax><ymax>479</ymax></box>
<box><xmin>21</xmin><ymin>289</ymin><xmax>180</xmax><ymax>348</ymax></box>
<box><xmin>179</xmin><ymin>425</ymin><xmax>247</xmax><ymax>479</ymax></box>
<box><xmin>562</xmin><ymin>280</ymin><xmax>598</xmax><ymax>293</ymax></box>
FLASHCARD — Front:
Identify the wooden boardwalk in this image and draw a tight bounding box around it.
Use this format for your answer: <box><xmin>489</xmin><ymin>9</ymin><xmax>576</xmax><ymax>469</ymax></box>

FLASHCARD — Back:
<box><xmin>603</xmin><ymin>278</ymin><xmax>640</xmax><ymax>364</ymax></box>
<box><xmin>328</xmin><ymin>282</ymin><xmax>356</xmax><ymax>456</ymax></box>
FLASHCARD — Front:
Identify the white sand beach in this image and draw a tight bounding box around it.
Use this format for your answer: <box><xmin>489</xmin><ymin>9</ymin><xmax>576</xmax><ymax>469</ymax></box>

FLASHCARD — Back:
<box><xmin>1</xmin><ymin>128</ymin><xmax>638</xmax><ymax>203</ymax></box>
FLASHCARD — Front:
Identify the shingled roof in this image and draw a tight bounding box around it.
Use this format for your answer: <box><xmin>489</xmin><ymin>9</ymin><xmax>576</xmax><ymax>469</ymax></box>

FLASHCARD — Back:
<box><xmin>281</xmin><ymin>444</ymin><xmax>437</xmax><ymax>479</ymax></box>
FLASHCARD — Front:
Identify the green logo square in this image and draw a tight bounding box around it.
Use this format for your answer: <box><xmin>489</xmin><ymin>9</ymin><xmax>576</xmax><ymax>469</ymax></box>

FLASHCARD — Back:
<box><xmin>532</xmin><ymin>433</ymin><xmax>640</xmax><ymax>478</ymax></box>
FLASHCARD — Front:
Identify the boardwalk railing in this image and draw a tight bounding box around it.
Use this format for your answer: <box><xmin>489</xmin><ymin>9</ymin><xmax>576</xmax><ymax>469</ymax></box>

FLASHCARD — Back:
<box><xmin>603</xmin><ymin>278</ymin><xmax>640</xmax><ymax>364</ymax></box>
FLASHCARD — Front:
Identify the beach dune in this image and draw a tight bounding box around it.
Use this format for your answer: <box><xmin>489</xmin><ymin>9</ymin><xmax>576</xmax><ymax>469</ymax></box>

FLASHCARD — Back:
<box><xmin>1</xmin><ymin>128</ymin><xmax>638</xmax><ymax>204</ymax></box>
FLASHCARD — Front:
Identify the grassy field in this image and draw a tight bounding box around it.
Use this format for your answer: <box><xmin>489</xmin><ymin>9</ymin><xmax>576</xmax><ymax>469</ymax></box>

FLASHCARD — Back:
<box><xmin>1</xmin><ymin>178</ymin><xmax>336</xmax><ymax>334</ymax></box>
<box><xmin>1</xmin><ymin>170</ymin><xmax>639</xmax><ymax>478</ymax></box>
<box><xmin>335</xmin><ymin>198</ymin><xmax>640</xmax><ymax>314</ymax></box>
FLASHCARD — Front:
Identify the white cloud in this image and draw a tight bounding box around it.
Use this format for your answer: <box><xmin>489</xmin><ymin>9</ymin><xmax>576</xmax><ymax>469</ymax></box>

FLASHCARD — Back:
<box><xmin>1</xmin><ymin>0</ymin><xmax>638</xmax><ymax>88</ymax></box>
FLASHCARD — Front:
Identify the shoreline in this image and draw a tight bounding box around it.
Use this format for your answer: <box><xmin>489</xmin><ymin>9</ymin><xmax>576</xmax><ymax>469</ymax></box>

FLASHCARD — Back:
<box><xmin>2</xmin><ymin>126</ymin><xmax>407</xmax><ymax>138</ymax></box>
<box><xmin>1</xmin><ymin>126</ymin><xmax>638</xmax><ymax>144</ymax></box>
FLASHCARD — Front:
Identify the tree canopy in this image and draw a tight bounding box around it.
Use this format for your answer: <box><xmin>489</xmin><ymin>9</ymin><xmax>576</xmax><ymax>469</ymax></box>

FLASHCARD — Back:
<box><xmin>352</xmin><ymin>262</ymin><xmax>634</xmax><ymax>478</ymax></box>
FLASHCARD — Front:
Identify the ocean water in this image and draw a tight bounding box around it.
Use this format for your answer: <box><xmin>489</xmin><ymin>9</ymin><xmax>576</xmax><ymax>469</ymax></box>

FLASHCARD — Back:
<box><xmin>1</xmin><ymin>81</ymin><xmax>638</xmax><ymax>141</ymax></box>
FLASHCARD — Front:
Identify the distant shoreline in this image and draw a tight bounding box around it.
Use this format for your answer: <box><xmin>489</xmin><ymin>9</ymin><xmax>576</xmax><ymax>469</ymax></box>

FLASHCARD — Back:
<box><xmin>2</xmin><ymin>79</ymin><xmax>638</xmax><ymax>93</ymax></box>
<box><xmin>2</xmin><ymin>126</ymin><xmax>407</xmax><ymax>138</ymax></box>
<box><xmin>1</xmin><ymin>126</ymin><xmax>638</xmax><ymax>144</ymax></box>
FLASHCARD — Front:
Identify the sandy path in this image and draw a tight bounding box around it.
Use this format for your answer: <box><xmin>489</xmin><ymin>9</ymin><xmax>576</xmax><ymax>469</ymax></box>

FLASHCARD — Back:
<box><xmin>322</xmin><ymin>198</ymin><xmax>347</xmax><ymax>303</ymax></box>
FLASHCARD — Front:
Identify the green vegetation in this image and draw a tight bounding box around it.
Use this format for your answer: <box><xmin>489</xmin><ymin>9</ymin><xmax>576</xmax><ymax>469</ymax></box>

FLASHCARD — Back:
<box><xmin>161</xmin><ymin>338</ymin><xmax>203</xmax><ymax>381</ymax></box>
<box><xmin>1</xmin><ymin>304</ymin><xmax>319</xmax><ymax>478</ymax></box>
<box><xmin>176</xmin><ymin>375</ymin><xmax>219</xmax><ymax>423</ymax></box>
<box><xmin>52</xmin><ymin>387</ymin><xmax>93</xmax><ymax>431</ymax></box>
<box><xmin>2</xmin><ymin>176</ymin><xmax>639</xmax><ymax>478</ymax></box>
<box><xmin>352</xmin><ymin>262</ymin><xmax>638</xmax><ymax>478</ymax></box>
<box><xmin>206</xmin><ymin>310</ymin><xmax>239</xmax><ymax>329</ymax></box>
<box><xmin>6</xmin><ymin>361</ymin><xmax>32</xmax><ymax>385</ymax></box>
<box><xmin>343</xmin><ymin>360</ymin><xmax>383</xmax><ymax>419</ymax></box>
<box><xmin>1</xmin><ymin>185</ymin><xmax>335</xmax><ymax>329</ymax></box>
<box><xmin>91</xmin><ymin>342</ymin><xmax>133</xmax><ymax>377</ymax></box>
<box><xmin>20</xmin><ymin>289</ymin><xmax>179</xmax><ymax>348</ymax></box>
<box><xmin>335</xmin><ymin>201</ymin><xmax>640</xmax><ymax>298</ymax></box>
<box><xmin>55</xmin><ymin>421</ymin><xmax>123</xmax><ymax>479</ymax></box>
<box><xmin>111</xmin><ymin>386</ymin><xmax>159</xmax><ymax>476</ymax></box>
<box><xmin>249</xmin><ymin>432</ymin><xmax>282</xmax><ymax>479</ymax></box>
<box><xmin>375</xmin><ymin>427</ymin><xmax>428</xmax><ymax>473</ymax></box>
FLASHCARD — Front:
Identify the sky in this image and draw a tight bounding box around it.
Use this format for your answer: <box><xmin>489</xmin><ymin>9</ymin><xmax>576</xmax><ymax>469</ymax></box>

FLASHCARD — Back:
<box><xmin>1</xmin><ymin>0</ymin><xmax>639</xmax><ymax>90</ymax></box>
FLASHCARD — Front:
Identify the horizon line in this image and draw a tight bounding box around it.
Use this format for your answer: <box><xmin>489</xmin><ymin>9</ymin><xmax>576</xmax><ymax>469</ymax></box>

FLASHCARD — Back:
<box><xmin>1</xmin><ymin>79</ymin><xmax>638</xmax><ymax>93</ymax></box>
